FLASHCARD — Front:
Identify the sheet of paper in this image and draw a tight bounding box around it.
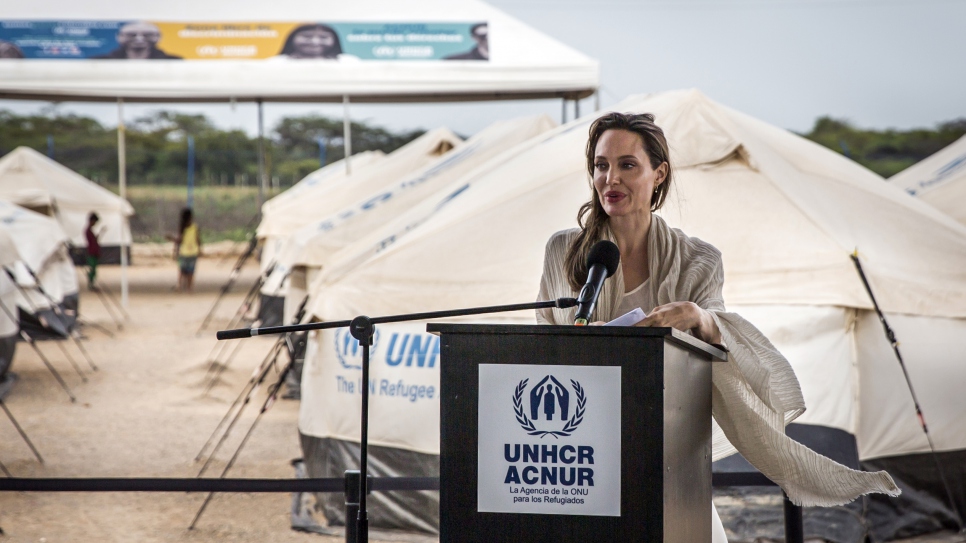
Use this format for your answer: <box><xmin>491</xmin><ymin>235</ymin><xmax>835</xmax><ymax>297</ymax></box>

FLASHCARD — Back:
<box><xmin>604</xmin><ymin>307</ymin><xmax>646</xmax><ymax>327</ymax></box>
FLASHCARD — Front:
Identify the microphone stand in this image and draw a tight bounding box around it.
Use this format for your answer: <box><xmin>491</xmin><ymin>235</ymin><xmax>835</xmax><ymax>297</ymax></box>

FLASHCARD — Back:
<box><xmin>216</xmin><ymin>297</ymin><xmax>576</xmax><ymax>543</ymax></box>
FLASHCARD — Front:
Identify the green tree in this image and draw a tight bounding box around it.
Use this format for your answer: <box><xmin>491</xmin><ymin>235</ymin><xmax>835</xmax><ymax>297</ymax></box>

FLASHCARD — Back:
<box><xmin>0</xmin><ymin>108</ymin><xmax>425</xmax><ymax>187</ymax></box>
<box><xmin>273</xmin><ymin>114</ymin><xmax>424</xmax><ymax>169</ymax></box>
<box><xmin>801</xmin><ymin>116</ymin><xmax>966</xmax><ymax>178</ymax></box>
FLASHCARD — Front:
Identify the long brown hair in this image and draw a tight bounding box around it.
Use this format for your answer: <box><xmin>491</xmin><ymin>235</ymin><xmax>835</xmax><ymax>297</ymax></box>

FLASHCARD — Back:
<box><xmin>564</xmin><ymin>112</ymin><xmax>673</xmax><ymax>290</ymax></box>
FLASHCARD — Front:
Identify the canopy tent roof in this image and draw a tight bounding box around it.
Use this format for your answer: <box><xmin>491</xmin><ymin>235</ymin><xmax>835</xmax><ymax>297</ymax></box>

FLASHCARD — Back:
<box><xmin>0</xmin><ymin>147</ymin><xmax>134</xmax><ymax>247</ymax></box>
<box><xmin>889</xmin><ymin>134</ymin><xmax>966</xmax><ymax>226</ymax></box>
<box><xmin>0</xmin><ymin>0</ymin><xmax>598</xmax><ymax>103</ymax></box>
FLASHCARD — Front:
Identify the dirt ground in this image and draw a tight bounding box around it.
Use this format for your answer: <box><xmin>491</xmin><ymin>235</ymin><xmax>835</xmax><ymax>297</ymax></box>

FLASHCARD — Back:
<box><xmin>0</xmin><ymin>255</ymin><xmax>344</xmax><ymax>543</ymax></box>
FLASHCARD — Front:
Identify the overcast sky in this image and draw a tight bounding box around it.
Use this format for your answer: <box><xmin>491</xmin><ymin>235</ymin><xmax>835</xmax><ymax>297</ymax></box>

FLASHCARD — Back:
<box><xmin>2</xmin><ymin>0</ymin><xmax>963</xmax><ymax>137</ymax></box>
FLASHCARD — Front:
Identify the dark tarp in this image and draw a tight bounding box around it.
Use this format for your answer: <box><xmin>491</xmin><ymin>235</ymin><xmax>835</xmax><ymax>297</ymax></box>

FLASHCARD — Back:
<box><xmin>257</xmin><ymin>293</ymin><xmax>285</xmax><ymax>328</ymax></box>
<box><xmin>0</xmin><ymin>335</ymin><xmax>16</xmax><ymax>378</ymax></box>
<box><xmin>16</xmin><ymin>292</ymin><xmax>77</xmax><ymax>341</ymax></box>
<box><xmin>300</xmin><ymin>422</ymin><xmax>964</xmax><ymax>541</ymax></box>
<box><xmin>300</xmin><ymin>434</ymin><xmax>439</xmax><ymax>534</ymax></box>
<box><xmin>60</xmin><ymin>292</ymin><xmax>79</xmax><ymax>331</ymax></box>
<box><xmin>862</xmin><ymin>449</ymin><xmax>965</xmax><ymax>540</ymax></box>
<box><xmin>68</xmin><ymin>245</ymin><xmax>131</xmax><ymax>266</ymax></box>
<box><xmin>18</xmin><ymin>306</ymin><xmax>69</xmax><ymax>340</ymax></box>
<box><xmin>283</xmin><ymin>331</ymin><xmax>308</xmax><ymax>400</ymax></box>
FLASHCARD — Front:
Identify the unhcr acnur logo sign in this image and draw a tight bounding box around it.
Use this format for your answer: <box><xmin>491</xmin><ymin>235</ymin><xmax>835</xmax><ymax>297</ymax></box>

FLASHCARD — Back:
<box><xmin>477</xmin><ymin>364</ymin><xmax>622</xmax><ymax>517</ymax></box>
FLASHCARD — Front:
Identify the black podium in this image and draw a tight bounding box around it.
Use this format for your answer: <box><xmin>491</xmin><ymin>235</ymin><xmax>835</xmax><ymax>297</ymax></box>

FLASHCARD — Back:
<box><xmin>429</xmin><ymin>324</ymin><xmax>726</xmax><ymax>543</ymax></box>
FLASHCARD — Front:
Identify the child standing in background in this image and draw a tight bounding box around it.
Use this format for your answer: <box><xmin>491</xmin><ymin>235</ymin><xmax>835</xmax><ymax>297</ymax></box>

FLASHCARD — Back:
<box><xmin>85</xmin><ymin>212</ymin><xmax>100</xmax><ymax>290</ymax></box>
<box><xmin>174</xmin><ymin>208</ymin><xmax>201</xmax><ymax>292</ymax></box>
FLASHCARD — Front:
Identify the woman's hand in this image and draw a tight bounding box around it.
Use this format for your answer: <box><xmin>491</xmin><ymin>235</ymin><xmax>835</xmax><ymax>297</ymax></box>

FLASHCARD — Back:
<box><xmin>638</xmin><ymin>301</ymin><xmax>721</xmax><ymax>345</ymax></box>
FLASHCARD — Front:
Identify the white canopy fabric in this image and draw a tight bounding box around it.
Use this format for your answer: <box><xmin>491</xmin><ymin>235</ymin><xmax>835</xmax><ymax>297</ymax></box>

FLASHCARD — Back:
<box><xmin>0</xmin><ymin>147</ymin><xmax>134</xmax><ymax>248</ymax></box>
<box><xmin>889</xmin><ymin>134</ymin><xmax>966</xmax><ymax>226</ymax></box>
<box><xmin>0</xmin><ymin>0</ymin><xmax>598</xmax><ymax>102</ymax></box>
<box><xmin>299</xmin><ymin>89</ymin><xmax>966</xmax><ymax>461</ymax></box>
<box><xmin>257</xmin><ymin>127</ymin><xmax>462</xmax><ymax>283</ymax></box>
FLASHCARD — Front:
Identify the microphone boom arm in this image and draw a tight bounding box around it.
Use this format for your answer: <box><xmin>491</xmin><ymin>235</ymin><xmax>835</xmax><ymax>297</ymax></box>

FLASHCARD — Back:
<box><xmin>216</xmin><ymin>298</ymin><xmax>578</xmax><ymax>340</ymax></box>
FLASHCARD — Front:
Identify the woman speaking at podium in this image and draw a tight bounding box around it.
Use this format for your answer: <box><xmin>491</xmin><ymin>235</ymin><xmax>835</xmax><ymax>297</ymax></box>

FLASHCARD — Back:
<box><xmin>536</xmin><ymin>112</ymin><xmax>899</xmax><ymax>541</ymax></box>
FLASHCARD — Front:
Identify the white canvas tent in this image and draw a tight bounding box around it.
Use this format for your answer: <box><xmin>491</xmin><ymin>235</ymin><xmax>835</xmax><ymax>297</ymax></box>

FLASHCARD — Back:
<box><xmin>298</xmin><ymin>90</ymin><xmax>966</xmax><ymax>538</ymax></box>
<box><xmin>0</xmin><ymin>0</ymin><xmax>598</xmax><ymax>103</ymax></box>
<box><xmin>261</xmin><ymin>152</ymin><xmax>385</xmax><ymax>231</ymax></box>
<box><xmin>0</xmin><ymin>199</ymin><xmax>79</xmax><ymax>339</ymax></box>
<box><xmin>257</xmin><ymin>128</ymin><xmax>461</xmax><ymax>243</ymax></box>
<box><xmin>889</xmin><ymin>134</ymin><xmax>966</xmax><ymax>226</ymax></box>
<box><xmin>267</xmin><ymin>114</ymin><xmax>557</xmax><ymax>326</ymax></box>
<box><xmin>0</xmin><ymin>147</ymin><xmax>134</xmax><ymax>264</ymax></box>
<box><xmin>0</xmin><ymin>199</ymin><xmax>68</xmax><ymax>273</ymax></box>
<box><xmin>256</xmin><ymin>128</ymin><xmax>462</xmax><ymax>325</ymax></box>
<box><xmin>258</xmin><ymin>151</ymin><xmax>385</xmax><ymax>273</ymax></box>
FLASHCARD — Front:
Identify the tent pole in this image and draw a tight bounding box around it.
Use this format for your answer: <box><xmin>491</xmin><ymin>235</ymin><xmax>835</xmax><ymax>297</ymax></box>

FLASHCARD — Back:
<box><xmin>117</xmin><ymin>98</ymin><xmax>128</xmax><ymax>309</ymax></box>
<box><xmin>575</xmin><ymin>98</ymin><xmax>580</xmax><ymax>119</ymax></box>
<box><xmin>187</xmin><ymin>135</ymin><xmax>195</xmax><ymax>209</ymax></box>
<box><xmin>561</xmin><ymin>98</ymin><xmax>567</xmax><ymax>124</ymax></box>
<box><xmin>317</xmin><ymin>136</ymin><xmax>327</xmax><ymax>168</ymax></box>
<box><xmin>850</xmin><ymin>253</ymin><xmax>963</xmax><ymax>528</ymax></box>
<box><xmin>343</xmin><ymin>95</ymin><xmax>352</xmax><ymax>175</ymax></box>
<box><xmin>256</xmin><ymin>99</ymin><xmax>266</xmax><ymax>214</ymax></box>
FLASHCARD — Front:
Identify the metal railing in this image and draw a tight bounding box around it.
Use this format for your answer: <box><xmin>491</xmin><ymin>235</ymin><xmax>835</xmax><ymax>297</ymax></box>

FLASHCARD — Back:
<box><xmin>0</xmin><ymin>471</ymin><xmax>800</xmax><ymax>543</ymax></box>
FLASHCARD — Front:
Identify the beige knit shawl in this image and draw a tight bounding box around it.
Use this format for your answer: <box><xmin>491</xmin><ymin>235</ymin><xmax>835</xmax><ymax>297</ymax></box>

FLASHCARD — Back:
<box><xmin>537</xmin><ymin>214</ymin><xmax>899</xmax><ymax>506</ymax></box>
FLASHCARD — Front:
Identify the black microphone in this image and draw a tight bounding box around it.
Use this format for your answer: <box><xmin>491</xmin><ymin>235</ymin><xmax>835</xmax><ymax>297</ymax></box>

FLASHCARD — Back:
<box><xmin>574</xmin><ymin>240</ymin><xmax>621</xmax><ymax>326</ymax></box>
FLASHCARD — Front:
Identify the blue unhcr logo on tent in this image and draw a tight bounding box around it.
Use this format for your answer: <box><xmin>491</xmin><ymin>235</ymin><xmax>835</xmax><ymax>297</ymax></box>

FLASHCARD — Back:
<box><xmin>334</xmin><ymin>327</ymin><xmax>381</xmax><ymax>370</ymax></box>
<box><xmin>513</xmin><ymin>375</ymin><xmax>586</xmax><ymax>438</ymax></box>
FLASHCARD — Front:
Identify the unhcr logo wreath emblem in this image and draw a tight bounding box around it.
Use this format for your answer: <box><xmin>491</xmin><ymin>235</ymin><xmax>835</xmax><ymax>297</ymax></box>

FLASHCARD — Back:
<box><xmin>513</xmin><ymin>375</ymin><xmax>586</xmax><ymax>438</ymax></box>
<box><xmin>334</xmin><ymin>328</ymin><xmax>380</xmax><ymax>370</ymax></box>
